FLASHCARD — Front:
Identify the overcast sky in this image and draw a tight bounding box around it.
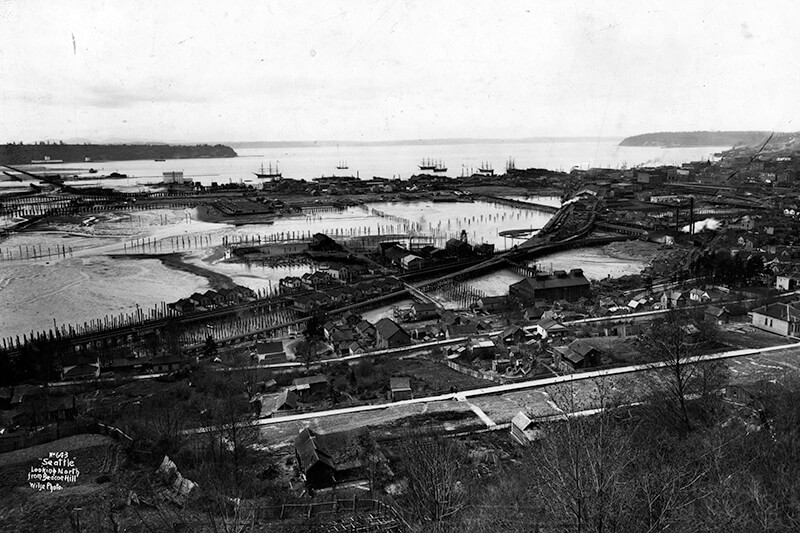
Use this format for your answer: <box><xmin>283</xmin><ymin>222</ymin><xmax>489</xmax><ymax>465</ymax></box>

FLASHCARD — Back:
<box><xmin>1</xmin><ymin>0</ymin><xmax>798</xmax><ymax>143</ymax></box>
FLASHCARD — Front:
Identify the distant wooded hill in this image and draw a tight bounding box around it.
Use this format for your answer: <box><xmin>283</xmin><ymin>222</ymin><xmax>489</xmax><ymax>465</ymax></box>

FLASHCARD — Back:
<box><xmin>0</xmin><ymin>143</ymin><xmax>237</xmax><ymax>165</ymax></box>
<box><xmin>619</xmin><ymin>131</ymin><xmax>774</xmax><ymax>148</ymax></box>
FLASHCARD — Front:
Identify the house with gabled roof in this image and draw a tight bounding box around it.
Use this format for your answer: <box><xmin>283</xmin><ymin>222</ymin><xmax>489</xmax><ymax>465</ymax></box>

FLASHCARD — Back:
<box><xmin>348</xmin><ymin>341</ymin><xmax>369</xmax><ymax>356</ymax></box>
<box><xmin>255</xmin><ymin>340</ymin><xmax>286</xmax><ymax>364</ymax></box>
<box><xmin>552</xmin><ymin>339</ymin><xmax>602</xmax><ymax>370</ymax></box>
<box><xmin>60</xmin><ymin>354</ymin><xmax>100</xmax><ymax>381</ymax></box>
<box><xmin>189</xmin><ymin>292</ymin><xmax>208</xmax><ymax>308</ymax></box>
<box><xmin>203</xmin><ymin>290</ymin><xmax>225</xmax><ymax>307</ymax></box>
<box><xmin>510</xmin><ymin>391</ymin><xmax>566</xmax><ymax>444</ymax></box>
<box><xmin>301</xmin><ymin>271</ymin><xmax>334</xmax><ymax>290</ymax></box>
<box><xmin>704</xmin><ymin>305</ymin><xmax>730</xmax><ymax>324</ymax></box>
<box><xmin>509</xmin><ymin>269</ymin><xmax>590</xmax><ymax>303</ymax></box>
<box><xmin>524</xmin><ymin>306</ymin><xmax>545</xmax><ymax>321</ymax></box>
<box><xmin>293</xmin><ymin>375</ymin><xmax>328</xmax><ymax>399</ymax></box>
<box><xmin>439</xmin><ymin>310</ymin><xmax>462</xmax><ymax>326</ymax></box>
<box><xmin>446</xmin><ymin>323</ymin><xmax>479</xmax><ymax>339</ymax></box>
<box><xmin>330</xmin><ymin>328</ymin><xmax>356</xmax><ymax>354</ymax></box>
<box><xmin>294</xmin><ymin>427</ymin><xmax>380</xmax><ymax>488</ymax></box>
<box><xmin>750</xmin><ymin>302</ymin><xmax>800</xmax><ymax>337</ymax></box>
<box><xmin>499</xmin><ymin>325</ymin><xmax>528</xmax><ymax>346</ymax></box>
<box><xmin>251</xmin><ymin>389</ymin><xmax>297</xmax><ymax>418</ymax></box>
<box><xmin>170</xmin><ymin>298</ymin><xmax>197</xmax><ymax>314</ymax></box>
<box><xmin>354</xmin><ymin>319</ymin><xmax>376</xmax><ymax>338</ymax></box>
<box><xmin>533</xmin><ymin>318</ymin><xmax>569</xmax><ymax>340</ymax></box>
<box><xmin>660</xmin><ymin>290</ymin><xmax>688</xmax><ymax>309</ymax></box>
<box><xmin>374</xmin><ymin>318</ymin><xmax>411</xmax><ymax>349</ymax></box>
<box><xmin>477</xmin><ymin>295</ymin><xmax>508</xmax><ymax>313</ymax></box>
<box><xmin>410</xmin><ymin>301</ymin><xmax>439</xmax><ymax>321</ymax></box>
<box><xmin>689</xmin><ymin>288</ymin><xmax>712</xmax><ymax>303</ymax></box>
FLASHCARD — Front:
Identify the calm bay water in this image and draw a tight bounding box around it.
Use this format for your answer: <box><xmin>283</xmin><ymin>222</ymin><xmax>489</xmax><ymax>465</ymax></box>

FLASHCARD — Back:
<box><xmin>5</xmin><ymin>139</ymin><xmax>731</xmax><ymax>191</ymax></box>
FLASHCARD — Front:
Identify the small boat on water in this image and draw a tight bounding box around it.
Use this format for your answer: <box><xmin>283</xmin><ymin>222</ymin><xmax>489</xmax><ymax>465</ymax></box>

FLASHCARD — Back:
<box><xmin>30</xmin><ymin>156</ymin><xmax>64</xmax><ymax>164</ymax></box>
<box><xmin>154</xmin><ymin>158</ymin><xmax>166</xmax><ymax>162</ymax></box>
<box><xmin>254</xmin><ymin>162</ymin><xmax>282</xmax><ymax>180</ymax></box>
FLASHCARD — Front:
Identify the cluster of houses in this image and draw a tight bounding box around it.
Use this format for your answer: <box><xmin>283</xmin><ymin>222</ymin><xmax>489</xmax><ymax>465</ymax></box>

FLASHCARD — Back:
<box><xmin>378</xmin><ymin>237</ymin><xmax>494</xmax><ymax>272</ymax></box>
<box><xmin>249</xmin><ymin>372</ymin><xmax>414</xmax><ymax>420</ymax></box>
<box><xmin>289</xmin><ymin>276</ymin><xmax>405</xmax><ymax>314</ymax></box>
<box><xmin>169</xmin><ymin>286</ymin><xmax>257</xmax><ymax>314</ymax></box>
<box><xmin>589</xmin><ymin>285</ymin><xmax>735</xmax><ymax>322</ymax></box>
<box><xmin>289</xmin><ymin>392</ymin><xmax>564</xmax><ymax>489</ymax></box>
<box><xmin>321</xmin><ymin>312</ymin><xmax>413</xmax><ymax>356</ymax></box>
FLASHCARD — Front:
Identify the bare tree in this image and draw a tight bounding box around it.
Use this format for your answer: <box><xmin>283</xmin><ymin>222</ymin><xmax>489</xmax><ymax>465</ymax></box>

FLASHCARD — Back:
<box><xmin>637</xmin><ymin>312</ymin><xmax>726</xmax><ymax>432</ymax></box>
<box><xmin>394</xmin><ymin>431</ymin><xmax>474</xmax><ymax>531</ymax></box>
<box><xmin>528</xmin><ymin>381</ymin><xmax>636</xmax><ymax>533</ymax></box>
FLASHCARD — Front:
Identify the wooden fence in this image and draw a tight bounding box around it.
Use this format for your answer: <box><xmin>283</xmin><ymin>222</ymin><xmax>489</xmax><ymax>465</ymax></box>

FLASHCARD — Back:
<box><xmin>439</xmin><ymin>358</ymin><xmax>506</xmax><ymax>384</ymax></box>
<box><xmin>0</xmin><ymin>420</ymin><xmax>134</xmax><ymax>454</ymax></box>
<box><xmin>251</xmin><ymin>495</ymin><xmax>409</xmax><ymax>527</ymax></box>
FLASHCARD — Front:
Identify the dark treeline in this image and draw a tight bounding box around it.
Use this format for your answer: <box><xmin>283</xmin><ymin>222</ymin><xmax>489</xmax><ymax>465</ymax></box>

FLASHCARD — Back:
<box><xmin>0</xmin><ymin>142</ymin><xmax>237</xmax><ymax>164</ymax></box>
<box><xmin>690</xmin><ymin>249</ymin><xmax>765</xmax><ymax>286</ymax></box>
<box><xmin>619</xmin><ymin>131</ymin><xmax>773</xmax><ymax>148</ymax></box>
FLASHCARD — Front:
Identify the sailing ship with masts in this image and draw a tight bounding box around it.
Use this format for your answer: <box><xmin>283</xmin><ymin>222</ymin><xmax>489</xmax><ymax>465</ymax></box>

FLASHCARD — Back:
<box><xmin>418</xmin><ymin>158</ymin><xmax>437</xmax><ymax>171</ymax></box>
<box><xmin>477</xmin><ymin>161</ymin><xmax>495</xmax><ymax>176</ymax></box>
<box><xmin>433</xmin><ymin>159</ymin><xmax>447</xmax><ymax>173</ymax></box>
<box><xmin>254</xmin><ymin>162</ymin><xmax>282</xmax><ymax>180</ymax></box>
<box><xmin>336</xmin><ymin>161</ymin><xmax>349</xmax><ymax>170</ymax></box>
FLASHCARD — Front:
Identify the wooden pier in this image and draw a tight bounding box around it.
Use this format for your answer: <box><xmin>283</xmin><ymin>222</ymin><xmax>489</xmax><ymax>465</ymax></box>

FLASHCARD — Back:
<box><xmin>475</xmin><ymin>194</ymin><xmax>559</xmax><ymax>213</ymax></box>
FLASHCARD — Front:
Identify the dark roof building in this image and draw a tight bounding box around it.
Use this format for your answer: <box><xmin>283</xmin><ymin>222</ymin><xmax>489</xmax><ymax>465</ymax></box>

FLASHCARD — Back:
<box><xmin>477</xmin><ymin>295</ymin><xmax>508</xmax><ymax>312</ymax></box>
<box><xmin>374</xmin><ymin>318</ymin><xmax>412</xmax><ymax>349</ymax></box>
<box><xmin>293</xmin><ymin>375</ymin><xmax>328</xmax><ymax>397</ymax></box>
<box><xmin>705</xmin><ymin>305</ymin><xmax>730</xmax><ymax>324</ymax></box>
<box><xmin>445</xmin><ymin>238</ymin><xmax>472</xmax><ymax>257</ymax></box>
<box><xmin>256</xmin><ymin>340</ymin><xmax>286</xmax><ymax>364</ymax></box>
<box><xmin>553</xmin><ymin>339</ymin><xmax>602</xmax><ymax>370</ymax></box>
<box><xmin>251</xmin><ymin>389</ymin><xmax>297</xmax><ymax>418</ymax></box>
<box><xmin>411</xmin><ymin>301</ymin><xmax>439</xmax><ymax>320</ymax></box>
<box><xmin>294</xmin><ymin>427</ymin><xmax>378</xmax><ymax>488</ymax></box>
<box><xmin>510</xmin><ymin>269</ymin><xmax>590</xmax><ymax>303</ymax></box>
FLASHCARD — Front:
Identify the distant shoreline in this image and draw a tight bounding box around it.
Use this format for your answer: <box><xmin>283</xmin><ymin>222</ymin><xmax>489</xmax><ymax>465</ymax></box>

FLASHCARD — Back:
<box><xmin>226</xmin><ymin>136</ymin><xmax>624</xmax><ymax>149</ymax></box>
<box><xmin>618</xmin><ymin>131</ymin><xmax>776</xmax><ymax>148</ymax></box>
<box><xmin>0</xmin><ymin>143</ymin><xmax>237</xmax><ymax>165</ymax></box>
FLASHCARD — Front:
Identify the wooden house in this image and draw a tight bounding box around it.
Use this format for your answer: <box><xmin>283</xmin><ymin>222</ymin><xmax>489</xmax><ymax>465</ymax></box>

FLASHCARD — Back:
<box><xmin>293</xmin><ymin>375</ymin><xmax>328</xmax><ymax>399</ymax></box>
<box><xmin>389</xmin><ymin>377</ymin><xmax>412</xmax><ymax>401</ymax></box>
<box><xmin>374</xmin><ymin>318</ymin><xmax>412</xmax><ymax>349</ymax></box>
<box><xmin>294</xmin><ymin>427</ymin><xmax>379</xmax><ymax>488</ymax></box>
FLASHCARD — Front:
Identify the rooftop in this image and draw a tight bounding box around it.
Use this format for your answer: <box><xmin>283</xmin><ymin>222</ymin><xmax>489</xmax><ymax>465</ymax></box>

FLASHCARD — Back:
<box><xmin>752</xmin><ymin>302</ymin><xmax>800</xmax><ymax>323</ymax></box>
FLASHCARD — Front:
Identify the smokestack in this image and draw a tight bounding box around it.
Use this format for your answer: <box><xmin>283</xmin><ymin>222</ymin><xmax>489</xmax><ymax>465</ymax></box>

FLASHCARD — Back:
<box><xmin>675</xmin><ymin>205</ymin><xmax>680</xmax><ymax>237</ymax></box>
